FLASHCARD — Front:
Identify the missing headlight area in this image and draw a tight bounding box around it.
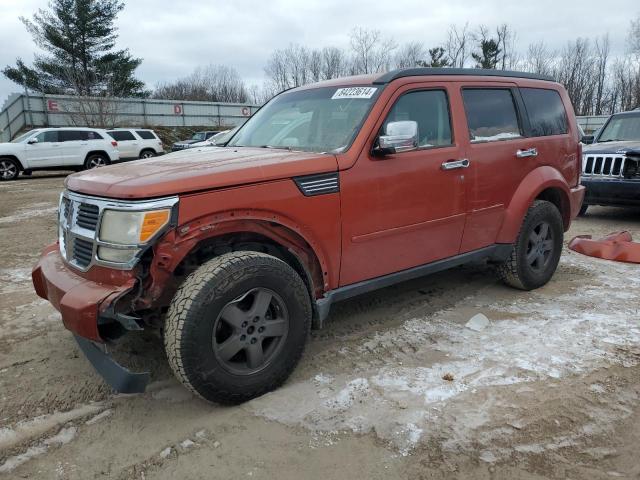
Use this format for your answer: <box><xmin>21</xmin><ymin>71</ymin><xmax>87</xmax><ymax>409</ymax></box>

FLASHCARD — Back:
<box><xmin>623</xmin><ymin>151</ymin><xmax>640</xmax><ymax>179</ymax></box>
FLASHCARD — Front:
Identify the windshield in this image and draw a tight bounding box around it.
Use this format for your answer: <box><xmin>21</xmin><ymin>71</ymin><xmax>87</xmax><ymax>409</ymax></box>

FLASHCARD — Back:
<box><xmin>11</xmin><ymin>130</ymin><xmax>38</xmax><ymax>143</ymax></box>
<box><xmin>228</xmin><ymin>86</ymin><xmax>379</xmax><ymax>153</ymax></box>
<box><xmin>192</xmin><ymin>132</ymin><xmax>206</xmax><ymax>141</ymax></box>
<box><xmin>597</xmin><ymin>114</ymin><xmax>640</xmax><ymax>142</ymax></box>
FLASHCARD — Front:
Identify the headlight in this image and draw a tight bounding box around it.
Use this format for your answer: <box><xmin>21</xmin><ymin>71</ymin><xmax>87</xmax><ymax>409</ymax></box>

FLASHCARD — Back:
<box><xmin>99</xmin><ymin>209</ymin><xmax>171</xmax><ymax>245</ymax></box>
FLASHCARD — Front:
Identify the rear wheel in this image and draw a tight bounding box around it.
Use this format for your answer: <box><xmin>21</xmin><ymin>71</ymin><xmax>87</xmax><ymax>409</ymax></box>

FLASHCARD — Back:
<box><xmin>139</xmin><ymin>149</ymin><xmax>156</xmax><ymax>159</ymax></box>
<box><xmin>164</xmin><ymin>251</ymin><xmax>311</xmax><ymax>404</ymax></box>
<box><xmin>0</xmin><ymin>158</ymin><xmax>19</xmax><ymax>181</ymax></box>
<box><xmin>497</xmin><ymin>200</ymin><xmax>564</xmax><ymax>290</ymax></box>
<box><xmin>84</xmin><ymin>153</ymin><xmax>110</xmax><ymax>169</ymax></box>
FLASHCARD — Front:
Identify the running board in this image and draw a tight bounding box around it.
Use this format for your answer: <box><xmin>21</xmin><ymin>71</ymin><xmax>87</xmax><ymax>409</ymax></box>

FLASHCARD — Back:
<box><xmin>315</xmin><ymin>244</ymin><xmax>512</xmax><ymax>326</ymax></box>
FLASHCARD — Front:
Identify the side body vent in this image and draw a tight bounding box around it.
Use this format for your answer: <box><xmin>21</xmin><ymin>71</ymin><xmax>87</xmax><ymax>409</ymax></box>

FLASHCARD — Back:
<box><xmin>293</xmin><ymin>172</ymin><xmax>340</xmax><ymax>197</ymax></box>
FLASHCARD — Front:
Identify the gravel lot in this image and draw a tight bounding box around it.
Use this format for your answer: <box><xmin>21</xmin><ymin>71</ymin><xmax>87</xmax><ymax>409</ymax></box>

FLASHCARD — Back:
<box><xmin>1</xmin><ymin>172</ymin><xmax>639</xmax><ymax>479</ymax></box>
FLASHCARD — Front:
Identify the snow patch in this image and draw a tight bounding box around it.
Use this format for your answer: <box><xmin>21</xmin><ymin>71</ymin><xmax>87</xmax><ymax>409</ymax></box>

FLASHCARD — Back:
<box><xmin>0</xmin><ymin>203</ymin><xmax>57</xmax><ymax>225</ymax></box>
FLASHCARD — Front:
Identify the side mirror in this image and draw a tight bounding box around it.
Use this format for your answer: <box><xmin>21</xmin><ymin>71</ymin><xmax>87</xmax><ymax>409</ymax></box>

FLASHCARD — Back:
<box><xmin>27</xmin><ymin>138</ymin><xmax>38</xmax><ymax>145</ymax></box>
<box><xmin>374</xmin><ymin>120</ymin><xmax>418</xmax><ymax>156</ymax></box>
<box><xmin>580</xmin><ymin>135</ymin><xmax>594</xmax><ymax>144</ymax></box>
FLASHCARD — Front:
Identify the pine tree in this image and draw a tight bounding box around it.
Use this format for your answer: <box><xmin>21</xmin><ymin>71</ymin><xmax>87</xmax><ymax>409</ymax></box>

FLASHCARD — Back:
<box><xmin>472</xmin><ymin>39</ymin><xmax>501</xmax><ymax>69</ymax></box>
<box><xmin>3</xmin><ymin>0</ymin><xmax>145</xmax><ymax>97</ymax></box>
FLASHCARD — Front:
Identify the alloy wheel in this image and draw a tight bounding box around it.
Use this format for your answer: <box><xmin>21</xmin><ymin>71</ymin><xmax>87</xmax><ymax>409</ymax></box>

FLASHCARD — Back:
<box><xmin>526</xmin><ymin>221</ymin><xmax>554</xmax><ymax>272</ymax></box>
<box><xmin>0</xmin><ymin>160</ymin><xmax>18</xmax><ymax>180</ymax></box>
<box><xmin>212</xmin><ymin>287</ymin><xmax>289</xmax><ymax>375</ymax></box>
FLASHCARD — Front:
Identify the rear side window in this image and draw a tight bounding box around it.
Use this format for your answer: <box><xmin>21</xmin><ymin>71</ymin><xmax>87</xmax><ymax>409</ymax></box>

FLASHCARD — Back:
<box><xmin>462</xmin><ymin>89</ymin><xmax>522</xmax><ymax>142</ymax></box>
<box><xmin>383</xmin><ymin>90</ymin><xmax>452</xmax><ymax>147</ymax></box>
<box><xmin>59</xmin><ymin>130</ymin><xmax>85</xmax><ymax>142</ymax></box>
<box><xmin>520</xmin><ymin>88</ymin><xmax>568</xmax><ymax>136</ymax></box>
<box><xmin>85</xmin><ymin>131</ymin><xmax>103</xmax><ymax>140</ymax></box>
<box><xmin>135</xmin><ymin>130</ymin><xmax>156</xmax><ymax>140</ymax></box>
<box><xmin>108</xmin><ymin>130</ymin><xmax>136</xmax><ymax>141</ymax></box>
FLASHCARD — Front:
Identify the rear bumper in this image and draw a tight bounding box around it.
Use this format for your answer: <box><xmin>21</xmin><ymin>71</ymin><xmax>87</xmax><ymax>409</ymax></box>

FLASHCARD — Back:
<box><xmin>570</xmin><ymin>184</ymin><xmax>586</xmax><ymax>219</ymax></box>
<box><xmin>31</xmin><ymin>244</ymin><xmax>136</xmax><ymax>342</ymax></box>
<box><xmin>581</xmin><ymin>177</ymin><xmax>640</xmax><ymax>206</ymax></box>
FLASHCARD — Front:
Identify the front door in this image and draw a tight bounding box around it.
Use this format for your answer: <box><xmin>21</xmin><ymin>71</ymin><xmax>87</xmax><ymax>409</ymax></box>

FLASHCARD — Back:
<box><xmin>23</xmin><ymin>130</ymin><xmax>63</xmax><ymax>167</ymax></box>
<box><xmin>339</xmin><ymin>85</ymin><xmax>468</xmax><ymax>285</ymax></box>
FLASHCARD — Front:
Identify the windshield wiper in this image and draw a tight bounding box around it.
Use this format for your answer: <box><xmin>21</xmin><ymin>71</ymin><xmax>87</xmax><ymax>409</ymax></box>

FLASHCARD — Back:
<box><xmin>597</xmin><ymin>139</ymin><xmax>625</xmax><ymax>143</ymax></box>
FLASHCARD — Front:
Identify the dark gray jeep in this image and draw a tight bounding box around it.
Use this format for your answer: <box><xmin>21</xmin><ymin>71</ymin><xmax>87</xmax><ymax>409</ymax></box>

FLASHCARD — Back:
<box><xmin>581</xmin><ymin>109</ymin><xmax>640</xmax><ymax>214</ymax></box>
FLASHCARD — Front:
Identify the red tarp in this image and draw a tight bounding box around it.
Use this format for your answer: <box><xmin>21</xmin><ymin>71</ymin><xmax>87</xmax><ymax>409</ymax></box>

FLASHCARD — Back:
<box><xmin>568</xmin><ymin>231</ymin><xmax>640</xmax><ymax>264</ymax></box>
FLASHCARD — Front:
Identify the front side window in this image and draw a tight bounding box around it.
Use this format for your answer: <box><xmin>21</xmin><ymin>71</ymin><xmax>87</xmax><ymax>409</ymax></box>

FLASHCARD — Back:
<box><xmin>597</xmin><ymin>114</ymin><xmax>640</xmax><ymax>142</ymax></box>
<box><xmin>463</xmin><ymin>89</ymin><xmax>522</xmax><ymax>142</ymax></box>
<box><xmin>108</xmin><ymin>130</ymin><xmax>136</xmax><ymax>141</ymax></box>
<box><xmin>521</xmin><ymin>88</ymin><xmax>568</xmax><ymax>137</ymax></box>
<box><xmin>85</xmin><ymin>131</ymin><xmax>103</xmax><ymax>140</ymax></box>
<box><xmin>228</xmin><ymin>86</ymin><xmax>379</xmax><ymax>153</ymax></box>
<box><xmin>35</xmin><ymin>131</ymin><xmax>59</xmax><ymax>143</ymax></box>
<box><xmin>382</xmin><ymin>90</ymin><xmax>452</xmax><ymax>148</ymax></box>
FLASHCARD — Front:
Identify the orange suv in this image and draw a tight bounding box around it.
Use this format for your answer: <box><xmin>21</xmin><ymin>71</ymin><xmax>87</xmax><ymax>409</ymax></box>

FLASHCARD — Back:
<box><xmin>32</xmin><ymin>68</ymin><xmax>585</xmax><ymax>403</ymax></box>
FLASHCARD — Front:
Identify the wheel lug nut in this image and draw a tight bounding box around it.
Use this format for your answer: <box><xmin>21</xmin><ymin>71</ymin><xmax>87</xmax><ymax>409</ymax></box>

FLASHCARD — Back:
<box><xmin>240</xmin><ymin>335</ymin><xmax>246</xmax><ymax>341</ymax></box>
<box><xmin>250</xmin><ymin>338</ymin><xmax>257</xmax><ymax>344</ymax></box>
<box><xmin>258</xmin><ymin>327</ymin><xmax>264</xmax><ymax>333</ymax></box>
<box><xmin>253</xmin><ymin>316</ymin><xmax>260</xmax><ymax>323</ymax></box>
<box><xmin>241</xmin><ymin>321</ymin><xmax>248</xmax><ymax>328</ymax></box>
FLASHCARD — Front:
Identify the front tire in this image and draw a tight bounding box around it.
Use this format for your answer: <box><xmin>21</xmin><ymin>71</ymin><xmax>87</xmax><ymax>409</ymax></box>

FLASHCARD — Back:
<box><xmin>497</xmin><ymin>200</ymin><xmax>564</xmax><ymax>290</ymax></box>
<box><xmin>164</xmin><ymin>252</ymin><xmax>311</xmax><ymax>404</ymax></box>
<box><xmin>0</xmin><ymin>158</ymin><xmax>20</xmax><ymax>181</ymax></box>
<box><xmin>84</xmin><ymin>153</ymin><xmax>110</xmax><ymax>169</ymax></box>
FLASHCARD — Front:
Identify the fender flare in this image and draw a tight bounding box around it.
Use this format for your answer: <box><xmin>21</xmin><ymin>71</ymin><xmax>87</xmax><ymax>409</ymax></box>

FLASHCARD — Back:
<box><xmin>496</xmin><ymin>166</ymin><xmax>571</xmax><ymax>244</ymax></box>
<box><xmin>143</xmin><ymin>210</ymin><xmax>332</xmax><ymax>306</ymax></box>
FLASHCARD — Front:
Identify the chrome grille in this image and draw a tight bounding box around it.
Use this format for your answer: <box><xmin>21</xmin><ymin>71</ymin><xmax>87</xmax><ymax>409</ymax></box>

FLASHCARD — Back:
<box><xmin>76</xmin><ymin>203</ymin><xmax>99</xmax><ymax>230</ymax></box>
<box><xmin>582</xmin><ymin>155</ymin><xmax>625</xmax><ymax>177</ymax></box>
<box><xmin>58</xmin><ymin>191</ymin><xmax>178</xmax><ymax>271</ymax></box>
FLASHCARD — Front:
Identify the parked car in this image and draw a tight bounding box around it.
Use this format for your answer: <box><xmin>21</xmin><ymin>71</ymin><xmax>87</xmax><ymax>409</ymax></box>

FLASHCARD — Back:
<box><xmin>171</xmin><ymin>131</ymin><xmax>221</xmax><ymax>151</ymax></box>
<box><xmin>106</xmin><ymin>129</ymin><xmax>164</xmax><ymax>160</ymax></box>
<box><xmin>189</xmin><ymin>126</ymin><xmax>241</xmax><ymax>148</ymax></box>
<box><xmin>0</xmin><ymin>127</ymin><xmax>119</xmax><ymax>180</ymax></box>
<box><xmin>580</xmin><ymin>109</ymin><xmax>640</xmax><ymax>215</ymax></box>
<box><xmin>33</xmin><ymin>68</ymin><xmax>584</xmax><ymax>404</ymax></box>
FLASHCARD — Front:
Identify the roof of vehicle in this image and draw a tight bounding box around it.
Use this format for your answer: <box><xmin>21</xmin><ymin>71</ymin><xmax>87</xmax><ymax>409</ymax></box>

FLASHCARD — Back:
<box><xmin>107</xmin><ymin>128</ymin><xmax>156</xmax><ymax>131</ymax></box>
<box><xmin>295</xmin><ymin>68</ymin><xmax>555</xmax><ymax>91</ymax></box>
<box><xmin>373</xmin><ymin>67</ymin><xmax>554</xmax><ymax>84</ymax></box>
<box><xmin>609</xmin><ymin>109</ymin><xmax>640</xmax><ymax>117</ymax></box>
<box><xmin>39</xmin><ymin>127</ymin><xmax>109</xmax><ymax>131</ymax></box>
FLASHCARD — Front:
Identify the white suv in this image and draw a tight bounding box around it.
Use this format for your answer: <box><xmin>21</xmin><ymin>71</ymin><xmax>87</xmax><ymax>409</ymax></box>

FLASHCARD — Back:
<box><xmin>0</xmin><ymin>127</ymin><xmax>120</xmax><ymax>181</ymax></box>
<box><xmin>106</xmin><ymin>129</ymin><xmax>164</xmax><ymax>160</ymax></box>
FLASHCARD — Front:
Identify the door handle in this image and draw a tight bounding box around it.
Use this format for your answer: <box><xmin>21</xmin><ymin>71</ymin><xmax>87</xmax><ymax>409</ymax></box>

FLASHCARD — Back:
<box><xmin>441</xmin><ymin>158</ymin><xmax>470</xmax><ymax>170</ymax></box>
<box><xmin>516</xmin><ymin>148</ymin><xmax>538</xmax><ymax>158</ymax></box>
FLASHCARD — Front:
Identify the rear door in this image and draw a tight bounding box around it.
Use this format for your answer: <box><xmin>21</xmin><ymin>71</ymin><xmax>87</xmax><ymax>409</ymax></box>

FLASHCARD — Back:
<box><xmin>58</xmin><ymin>130</ymin><xmax>87</xmax><ymax>166</ymax></box>
<box><xmin>457</xmin><ymin>84</ymin><xmax>538</xmax><ymax>252</ymax></box>
<box><xmin>108</xmin><ymin>130</ymin><xmax>138</xmax><ymax>159</ymax></box>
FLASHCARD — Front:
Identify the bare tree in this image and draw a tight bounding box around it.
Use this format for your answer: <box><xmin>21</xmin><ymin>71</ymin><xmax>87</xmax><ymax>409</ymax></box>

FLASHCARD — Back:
<box><xmin>154</xmin><ymin>64</ymin><xmax>248</xmax><ymax>102</ymax></box>
<box><xmin>496</xmin><ymin>24</ymin><xmax>518</xmax><ymax>70</ymax></box>
<box><xmin>445</xmin><ymin>23</ymin><xmax>470</xmax><ymax>68</ymax></box>
<box><xmin>394</xmin><ymin>41</ymin><xmax>426</xmax><ymax>69</ymax></box>
<box><xmin>349</xmin><ymin>27</ymin><xmax>397</xmax><ymax>74</ymax></box>
<box><xmin>594</xmin><ymin>34</ymin><xmax>610</xmax><ymax>115</ymax></box>
<box><xmin>523</xmin><ymin>41</ymin><xmax>555</xmax><ymax>76</ymax></box>
<box><xmin>321</xmin><ymin>46</ymin><xmax>347</xmax><ymax>80</ymax></box>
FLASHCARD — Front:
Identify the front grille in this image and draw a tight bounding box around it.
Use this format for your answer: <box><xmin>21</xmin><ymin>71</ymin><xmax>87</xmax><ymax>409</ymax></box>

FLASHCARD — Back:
<box><xmin>76</xmin><ymin>203</ymin><xmax>99</xmax><ymax>230</ymax></box>
<box><xmin>582</xmin><ymin>155</ymin><xmax>625</xmax><ymax>177</ymax></box>
<box><xmin>72</xmin><ymin>238</ymin><xmax>94</xmax><ymax>267</ymax></box>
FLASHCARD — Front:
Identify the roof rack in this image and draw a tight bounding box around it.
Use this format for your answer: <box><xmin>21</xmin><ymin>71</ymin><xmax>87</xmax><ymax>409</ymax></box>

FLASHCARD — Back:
<box><xmin>373</xmin><ymin>67</ymin><xmax>554</xmax><ymax>84</ymax></box>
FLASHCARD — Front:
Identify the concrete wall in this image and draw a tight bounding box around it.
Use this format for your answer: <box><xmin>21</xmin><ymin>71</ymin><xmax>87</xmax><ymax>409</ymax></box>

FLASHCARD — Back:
<box><xmin>0</xmin><ymin>93</ymin><xmax>259</xmax><ymax>142</ymax></box>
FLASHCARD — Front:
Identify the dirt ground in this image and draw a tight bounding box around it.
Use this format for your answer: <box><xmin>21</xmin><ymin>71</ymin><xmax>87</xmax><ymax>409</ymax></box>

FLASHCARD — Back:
<box><xmin>1</xmin><ymin>172</ymin><xmax>639</xmax><ymax>480</ymax></box>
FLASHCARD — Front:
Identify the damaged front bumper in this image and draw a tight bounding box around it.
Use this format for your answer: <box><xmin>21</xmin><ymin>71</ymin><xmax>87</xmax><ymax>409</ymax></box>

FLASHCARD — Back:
<box><xmin>32</xmin><ymin>243</ymin><xmax>150</xmax><ymax>393</ymax></box>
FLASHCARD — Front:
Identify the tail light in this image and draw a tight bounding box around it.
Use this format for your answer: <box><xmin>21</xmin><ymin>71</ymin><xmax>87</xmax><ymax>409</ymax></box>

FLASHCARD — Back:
<box><xmin>111</xmin><ymin>141</ymin><xmax>118</xmax><ymax>147</ymax></box>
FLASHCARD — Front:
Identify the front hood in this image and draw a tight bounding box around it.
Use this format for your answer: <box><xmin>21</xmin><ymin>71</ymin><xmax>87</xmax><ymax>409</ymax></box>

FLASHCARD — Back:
<box><xmin>174</xmin><ymin>140</ymin><xmax>198</xmax><ymax>146</ymax></box>
<box><xmin>0</xmin><ymin>142</ymin><xmax>18</xmax><ymax>152</ymax></box>
<box><xmin>584</xmin><ymin>140</ymin><xmax>640</xmax><ymax>155</ymax></box>
<box><xmin>65</xmin><ymin>147</ymin><xmax>338</xmax><ymax>199</ymax></box>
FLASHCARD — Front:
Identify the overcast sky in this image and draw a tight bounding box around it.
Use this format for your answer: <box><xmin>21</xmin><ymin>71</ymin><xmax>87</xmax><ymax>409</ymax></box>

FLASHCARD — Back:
<box><xmin>0</xmin><ymin>0</ymin><xmax>637</xmax><ymax>105</ymax></box>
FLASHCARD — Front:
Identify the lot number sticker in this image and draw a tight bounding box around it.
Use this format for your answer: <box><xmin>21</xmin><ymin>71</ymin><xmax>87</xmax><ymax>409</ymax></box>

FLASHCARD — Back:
<box><xmin>331</xmin><ymin>87</ymin><xmax>377</xmax><ymax>100</ymax></box>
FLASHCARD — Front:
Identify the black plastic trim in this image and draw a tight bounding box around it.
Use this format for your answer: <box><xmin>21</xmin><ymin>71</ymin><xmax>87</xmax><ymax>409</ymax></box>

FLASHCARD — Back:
<box><xmin>374</xmin><ymin>68</ymin><xmax>554</xmax><ymax>85</ymax></box>
<box><xmin>74</xmin><ymin>335</ymin><xmax>150</xmax><ymax>394</ymax></box>
<box><xmin>315</xmin><ymin>244</ymin><xmax>513</xmax><ymax>324</ymax></box>
<box><xmin>293</xmin><ymin>172</ymin><xmax>340</xmax><ymax>196</ymax></box>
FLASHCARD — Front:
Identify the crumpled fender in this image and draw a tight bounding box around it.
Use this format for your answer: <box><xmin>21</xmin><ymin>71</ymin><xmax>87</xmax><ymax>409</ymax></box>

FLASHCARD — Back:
<box><xmin>568</xmin><ymin>231</ymin><xmax>640</xmax><ymax>263</ymax></box>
